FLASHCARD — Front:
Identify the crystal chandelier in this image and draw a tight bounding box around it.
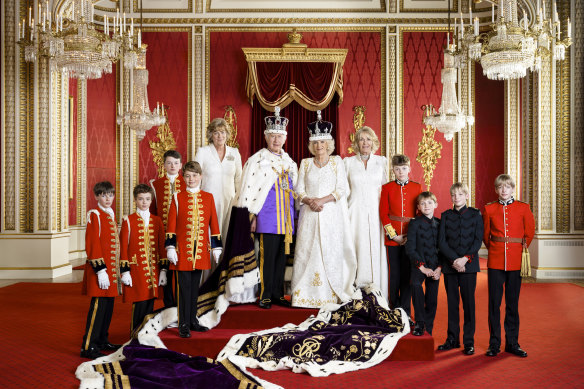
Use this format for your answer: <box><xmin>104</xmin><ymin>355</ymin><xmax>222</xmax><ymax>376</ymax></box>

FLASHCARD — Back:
<box><xmin>454</xmin><ymin>0</ymin><xmax>572</xmax><ymax>80</ymax></box>
<box><xmin>17</xmin><ymin>0</ymin><xmax>141</xmax><ymax>79</ymax></box>
<box><xmin>117</xmin><ymin>46</ymin><xmax>166</xmax><ymax>141</ymax></box>
<box><xmin>423</xmin><ymin>0</ymin><xmax>474</xmax><ymax>142</ymax></box>
<box><xmin>424</xmin><ymin>50</ymin><xmax>474</xmax><ymax>142</ymax></box>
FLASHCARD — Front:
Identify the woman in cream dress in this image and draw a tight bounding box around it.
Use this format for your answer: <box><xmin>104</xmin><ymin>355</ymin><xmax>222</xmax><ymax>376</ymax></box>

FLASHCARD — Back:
<box><xmin>195</xmin><ymin>118</ymin><xmax>242</xmax><ymax>239</ymax></box>
<box><xmin>344</xmin><ymin>126</ymin><xmax>389</xmax><ymax>300</ymax></box>
<box><xmin>291</xmin><ymin>114</ymin><xmax>357</xmax><ymax>308</ymax></box>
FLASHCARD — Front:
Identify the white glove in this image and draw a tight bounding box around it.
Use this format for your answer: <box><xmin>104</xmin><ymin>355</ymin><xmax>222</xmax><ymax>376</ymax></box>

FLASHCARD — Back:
<box><xmin>121</xmin><ymin>271</ymin><xmax>132</xmax><ymax>287</ymax></box>
<box><xmin>96</xmin><ymin>269</ymin><xmax>110</xmax><ymax>290</ymax></box>
<box><xmin>159</xmin><ymin>269</ymin><xmax>167</xmax><ymax>286</ymax></box>
<box><xmin>212</xmin><ymin>248</ymin><xmax>223</xmax><ymax>264</ymax></box>
<box><xmin>167</xmin><ymin>247</ymin><xmax>178</xmax><ymax>265</ymax></box>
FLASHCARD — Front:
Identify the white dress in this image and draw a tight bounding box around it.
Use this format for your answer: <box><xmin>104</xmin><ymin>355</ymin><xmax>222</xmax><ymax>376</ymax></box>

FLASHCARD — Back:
<box><xmin>344</xmin><ymin>154</ymin><xmax>389</xmax><ymax>300</ymax></box>
<box><xmin>291</xmin><ymin>156</ymin><xmax>357</xmax><ymax>308</ymax></box>
<box><xmin>194</xmin><ymin>145</ymin><xmax>242</xmax><ymax>237</ymax></box>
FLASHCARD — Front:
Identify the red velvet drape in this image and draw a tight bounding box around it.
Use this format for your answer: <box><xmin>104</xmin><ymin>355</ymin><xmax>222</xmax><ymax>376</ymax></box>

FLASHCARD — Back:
<box><xmin>255</xmin><ymin>62</ymin><xmax>335</xmax><ymax>102</ymax></box>
<box><xmin>251</xmin><ymin>94</ymin><xmax>339</xmax><ymax>163</ymax></box>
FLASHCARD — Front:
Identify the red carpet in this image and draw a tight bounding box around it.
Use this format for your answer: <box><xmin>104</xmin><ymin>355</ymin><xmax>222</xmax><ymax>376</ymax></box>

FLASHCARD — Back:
<box><xmin>0</xmin><ymin>274</ymin><xmax>583</xmax><ymax>388</ymax></box>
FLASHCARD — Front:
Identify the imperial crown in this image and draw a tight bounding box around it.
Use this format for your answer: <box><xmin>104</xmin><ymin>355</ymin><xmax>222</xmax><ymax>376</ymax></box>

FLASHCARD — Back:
<box><xmin>308</xmin><ymin>110</ymin><xmax>333</xmax><ymax>141</ymax></box>
<box><xmin>264</xmin><ymin>106</ymin><xmax>289</xmax><ymax>135</ymax></box>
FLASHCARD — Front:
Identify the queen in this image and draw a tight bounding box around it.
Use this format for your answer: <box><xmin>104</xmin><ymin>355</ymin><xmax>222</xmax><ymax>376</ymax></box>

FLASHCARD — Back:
<box><xmin>291</xmin><ymin>111</ymin><xmax>357</xmax><ymax>308</ymax></box>
<box><xmin>344</xmin><ymin>126</ymin><xmax>389</xmax><ymax>300</ymax></box>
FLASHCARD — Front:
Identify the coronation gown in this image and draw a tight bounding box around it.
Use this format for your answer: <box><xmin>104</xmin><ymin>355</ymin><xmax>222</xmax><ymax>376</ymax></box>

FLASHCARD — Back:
<box><xmin>344</xmin><ymin>154</ymin><xmax>389</xmax><ymax>300</ymax></box>
<box><xmin>291</xmin><ymin>156</ymin><xmax>357</xmax><ymax>308</ymax></box>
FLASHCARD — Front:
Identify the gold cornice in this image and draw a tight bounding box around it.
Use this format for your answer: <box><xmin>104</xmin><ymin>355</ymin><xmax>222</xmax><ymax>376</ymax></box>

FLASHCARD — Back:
<box><xmin>400</xmin><ymin>0</ymin><xmax>459</xmax><ymax>13</ymax></box>
<box><xmin>118</xmin><ymin>17</ymin><xmax>456</xmax><ymax>25</ymax></box>
<box><xmin>242</xmin><ymin>47</ymin><xmax>348</xmax><ymax>64</ymax></box>
<box><xmin>130</xmin><ymin>0</ymin><xmax>194</xmax><ymax>13</ymax></box>
<box><xmin>206</xmin><ymin>0</ymin><xmax>386</xmax><ymax>13</ymax></box>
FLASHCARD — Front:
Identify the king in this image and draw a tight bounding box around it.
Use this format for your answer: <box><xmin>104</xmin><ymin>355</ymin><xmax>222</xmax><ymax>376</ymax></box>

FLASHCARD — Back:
<box><xmin>236</xmin><ymin>106</ymin><xmax>298</xmax><ymax>309</ymax></box>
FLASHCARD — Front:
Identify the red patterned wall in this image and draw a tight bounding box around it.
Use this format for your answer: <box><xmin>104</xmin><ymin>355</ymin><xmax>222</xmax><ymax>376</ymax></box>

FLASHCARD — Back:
<box><xmin>474</xmin><ymin>65</ymin><xmax>504</xmax><ymax>210</ymax></box>
<box><xmin>138</xmin><ymin>31</ymin><xmax>189</xmax><ymax>184</ymax></box>
<box><xmin>68</xmin><ymin>79</ymin><xmax>78</xmax><ymax>225</ymax></box>
<box><xmin>209</xmin><ymin>31</ymin><xmax>382</xmax><ymax>162</ymax></box>
<box><xmin>402</xmin><ymin>31</ymin><xmax>453</xmax><ymax>214</ymax></box>
<box><xmin>86</xmin><ymin>68</ymin><xmax>117</xmax><ymax>212</ymax></box>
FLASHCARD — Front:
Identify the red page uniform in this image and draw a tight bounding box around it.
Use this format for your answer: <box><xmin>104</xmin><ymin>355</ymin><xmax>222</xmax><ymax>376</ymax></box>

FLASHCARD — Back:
<box><xmin>379</xmin><ymin>179</ymin><xmax>422</xmax><ymax>317</ymax></box>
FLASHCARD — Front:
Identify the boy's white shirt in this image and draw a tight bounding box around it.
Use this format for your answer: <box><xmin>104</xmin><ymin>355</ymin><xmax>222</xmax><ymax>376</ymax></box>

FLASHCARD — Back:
<box><xmin>97</xmin><ymin>203</ymin><xmax>115</xmax><ymax>219</ymax></box>
<box><xmin>186</xmin><ymin>185</ymin><xmax>200</xmax><ymax>193</ymax></box>
<box><xmin>137</xmin><ymin>209</ymin><xmax>150</xmax><ymax>225</ymax></box>
<box><xmin>166</xmin><ymin>173</ymin><xmax>178</xmax><ymax>184</ymax></box>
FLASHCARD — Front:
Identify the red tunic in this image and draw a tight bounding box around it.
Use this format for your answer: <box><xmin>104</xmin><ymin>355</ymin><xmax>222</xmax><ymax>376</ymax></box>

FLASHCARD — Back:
<box><xmin>82</xmin><ymin>208</ymin><xmax>120</xmax><ymax>298</ymax></box>
<box><xmin>379</xmin><ymin>180</ymin><xmax>422</xmax><ymax>246</ymax></box>
<box><xmin>166</xmin><ymin>190</ymin><xmax>220</xmax><ymax>271</ymax></box>
<box><xmin>483</xmin><ymin>200</ymin><xmax>535</xmax><ymax>271</ymax></box>
<box><xmin>119</xmin><ymin>213</ymin><xmax>167</xmax><ymax>303</ymax></box>
<box><xmin>150</xmin><ymin>175</ymin><xmax>185</xmax><ymax>228</ymax></box>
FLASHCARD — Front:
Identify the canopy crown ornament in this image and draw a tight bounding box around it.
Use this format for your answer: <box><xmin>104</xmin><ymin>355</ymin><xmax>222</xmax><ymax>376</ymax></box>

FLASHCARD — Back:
<box><xmin>417</xmin><ymin>106</ymin><xmax>444</xmax><ymax>190</ymax></box>
<box><xmin>347</xmin><ymin>105</ymin><xmax>366</xmax><ymax>154</ymax></box>
<box><xmin>149</xmin><ymin>110</ymin><xmax>177</xmax><ymax>178</ymax></box>
<box><xmin>452</xmin><ymin>0</ymin><xmax>571</xmax><ymax>80</ymax></box>
<box><xmin>223</xmin><ymin>106</ymin><xmax>240</xmax><ymax>149</ymax></box>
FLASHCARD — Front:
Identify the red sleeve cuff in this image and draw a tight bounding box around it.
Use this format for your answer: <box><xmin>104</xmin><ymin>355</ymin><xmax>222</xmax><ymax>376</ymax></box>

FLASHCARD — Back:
<box><xmin>465</xmin><ymin>255</ymin><xmax>472</xmax><ymax>263</ymax></box>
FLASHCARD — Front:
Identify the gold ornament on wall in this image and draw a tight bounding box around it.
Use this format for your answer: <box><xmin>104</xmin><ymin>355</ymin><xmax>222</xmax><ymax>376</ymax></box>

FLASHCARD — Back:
<box><xmin>149</xmin><ymin>107</ymin><xmax>177</xmax><ymax>178</ymax></box>
<box><xmin>348</xmin><ymin>105</ymin><xmax>366</xmax><ymax>154</ymax></box>
<box><xmin>417</xmin><ymin>105</ymin><xmax>443</xmax><ymax>190</ymax></box>
<box><xmin>223</xmin><ymin>105</ymin><xmax>240</xmax><ymax>148</ymax></box>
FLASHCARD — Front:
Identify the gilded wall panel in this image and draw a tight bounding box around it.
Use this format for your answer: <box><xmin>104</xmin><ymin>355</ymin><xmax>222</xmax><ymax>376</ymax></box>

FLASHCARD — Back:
<box><xmin>504</xmin><ymin>79</ymin><xmax>521</xmax><ymax>197</ymax></box>
<box><xmin>77</xmin><ymin>80</ymin><xmax>87</xmax><ymax>225</ymax></box>
<box><xmin>387</xmin><ymin>33</ymin><xmax>397</xmax><ymax>157</ymax></box>
<box><xmin>3</xmin><ymin>0</ymin><xmax>17</xmax><ymax>231</ymax></box>
<box><xmin>554</xmin><ymin>1</ymin><xmax>571</xmax><ymax>233</ymax></box>
<box><xmin>194</xmin><ymin>32</ymin><xmax>203</xmax><ymax>155</ymax></box>
<box><xmin>539</xmin><ymin>58</ymin><xmax>553</xmax><ymax>231</ymax></box>
<box><xmin>573</xmin><ymin>0</ymin><xmax>584</xmax><ymax>231</ymax></box>
<box><xmin>38</xmin><ymin>59</ymin><xmax>50</xmax><ymax>231</ymax></box>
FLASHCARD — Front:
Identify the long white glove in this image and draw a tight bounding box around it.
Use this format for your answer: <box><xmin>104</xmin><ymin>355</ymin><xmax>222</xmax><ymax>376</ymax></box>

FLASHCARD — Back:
<box><xmin>159</xmin><ymin>269</ymin><xmax>167</xmax><ymax>286</ymax></box>
<box><xmin>121</xmin><ymin>271</ymin><xmax>133</xmax><ymax>287</ymax></box>
<box><xmin>97</xmin><ymin>269</ymin><xmax>110</xmax><ymax>290</ymax></box>
<box><xmin>212</xmin><ymin>248</ymin><xmax>223</xmax><ymax>264</ymax></box>
<box><xmin>167</xmin><ymin>247</ymin><xmax>178</xmax><ymax>265</ymax></box>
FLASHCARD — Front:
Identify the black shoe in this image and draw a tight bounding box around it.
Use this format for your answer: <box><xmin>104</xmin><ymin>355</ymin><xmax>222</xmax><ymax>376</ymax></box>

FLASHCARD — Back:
<box><xmin>274</xmin><ymin>297</ymin><xmax>291</xmax><ymax>307</ymax></box>
<box><xmin>412</xmin><ymin>322</ymin><xmax>425</xmax><ymax>336</ymax></box>
<box><xmin>178</xmin><ymin>323</ymin><xmax>191</xmax><ymax>338</ymax></box>
<box><xmin>258</xmin><ymin>299</ymin><xmax>272</xmax><ymax>309</ymax></box>
<box><xmin>486</xmin><ymin>346</ymin><xmax>500</xmax><ymax>357</ymax></box>
<box><xmin>80</xmin><ymin>346</ymin><xmax>106</xmax><ymax>360</ymax></box>
<box><xmin>505</xmin><ymin>345</ymin><xmax>528</xmax><ymax>357</ymax></box>
<box><xmin>463</xmin><ymin>346</ymin><xmax>475</xmax><ymax>355</ymax></box>
<box><xmin>408</xmin><ymin>318</ymin><xmax>415</xmax><ymax>328</ymax></box>
<box><xmin>437</xmin><ymin>339</ymin><xmax>461</xmax><ymax>351</ymax></box>
<box><xmin>99</xmin><ymin>342</ymin><xmax>122</xmax><ymax>351</ymax></box>
<box><xmin>190</xmin><ymin>322</ymin><xmax>209</xmax><ymax>332</ymax></box>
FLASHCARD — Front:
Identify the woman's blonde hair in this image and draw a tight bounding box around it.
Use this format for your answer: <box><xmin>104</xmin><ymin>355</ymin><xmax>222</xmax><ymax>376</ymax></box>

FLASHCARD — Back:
<box><xmin>352</xmin><ymin>126</ymin><xmax>380</xmax><ymax>154</ymax></box>
<box><xmin>206</xmin><ymin>118</ymin><xmax>231</xmax><ymax>145</ymax></box>
<box><xmin>308</xmin><ymin>139</ymin><xmax>335</xmax><ymax>156</ymax></box>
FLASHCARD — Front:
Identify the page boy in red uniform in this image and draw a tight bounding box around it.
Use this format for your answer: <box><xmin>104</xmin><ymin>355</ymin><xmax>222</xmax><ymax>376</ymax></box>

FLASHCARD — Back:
<box><xmin>165</xmin><ymin>161</ymin><xmax>223</xmax><ymax>338</ymax></box>
<box><xmin>80</xmin><ymin>181</ymin><xmax>121</xmax><ymax>359</ymax></box>
<box><xmin>119</xmin><ymin>184</ymin><xmax>168</xmax><ymax>336</ymax></box>
<box><xmin>150</xmin><ymin>149</ymin><xmax>185</xmax><ymax>308</ymax></box>
<box><xmin>483</xmin><ymin>174</ymin><xmax>535</xmax><ymax>358</ymax></box>
<box><xmin>379</xmin><ymin>154</ymin><xmax>422</xmax><ymax>320</ymax></box>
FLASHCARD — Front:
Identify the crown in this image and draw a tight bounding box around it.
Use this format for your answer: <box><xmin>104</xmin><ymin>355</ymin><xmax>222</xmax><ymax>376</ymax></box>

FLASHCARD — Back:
<box><xmin>264</xmin><ymin>106</ymin><xmax>289</xmax><ymax>135</ymax></box>
<box><xmin>307</xmin><ymin>110</ymin><xmax>333</xmax><ymax>141</ymax></box>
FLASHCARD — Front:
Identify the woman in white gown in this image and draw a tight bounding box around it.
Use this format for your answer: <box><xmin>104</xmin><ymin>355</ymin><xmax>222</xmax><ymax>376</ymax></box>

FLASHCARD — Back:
<box><xmin>291</xmin><ymin>113</ymin><xmax>357</xmax><ymax>308</ymax></box>
<box><xmin>344</xmin><ymin>126</ymin><xmax>389</xmax><ymax>300</ymax></box>
<box><xmin>195</xmin><ymin>118</ymin><xmax>242</xmax><ymax>238</ymax></box>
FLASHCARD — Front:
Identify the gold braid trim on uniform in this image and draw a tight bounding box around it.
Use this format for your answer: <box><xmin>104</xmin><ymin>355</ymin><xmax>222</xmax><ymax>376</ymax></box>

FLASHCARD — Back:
<box><xmin>384</xmin><ymin>224</ymin><xmax>397</xmax><ymax>239</ymax></box>
<box><xmin>88</xmin><ymin>258</ymin><xmax>105</xmax><ymax>267</ymax></box>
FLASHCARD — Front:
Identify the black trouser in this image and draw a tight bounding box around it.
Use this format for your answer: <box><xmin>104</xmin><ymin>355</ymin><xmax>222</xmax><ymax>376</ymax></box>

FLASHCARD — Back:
<box><xmin>131</xmin><ymin>298</ymin><xmax>155</xmax><ymax>336</ymax></box>
<box><xmin>387</xmin><ymin>245</ymin><xmax>411</xmax><ymax>316</ymax></box>
<box><xmin>410</xmin><ymin>268</ymin><xmax>439</xmax><ymax>334</ymax></box>
<box><xmin>176</xmin><ymin>270</ymin><xmax>202</xmax><ymax>327</ymax></box>
<box><xmin>163</xmin><ymin>270</ymin><xmax>176</xmax><ymax>308</ymax></box>
<box><xmin>444</xmin><ymin>272</ymin><xmax>477</xmax><ymax>346</ymax></box>
<box><xmin>488</xmin><ymin>268</ymin><xmax>522</xmax><ymax>348</ymax></box>
<box><xmin>258</xmin><ymin>233</ymin><xmax>287</xmax><ymax>303</ymax></box>
<box><xmin>81</xmin><ymin>296</ymin><xmax>115</xmax><ymax>351</ymax></box>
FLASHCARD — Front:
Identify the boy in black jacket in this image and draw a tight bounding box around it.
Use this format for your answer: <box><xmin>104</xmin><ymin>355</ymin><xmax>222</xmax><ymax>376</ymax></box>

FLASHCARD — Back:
<box><xmin>438</xmin><ymin>182</ymin><xmax>483</xmax><ymax>355</ymax></box>
<box><xmin>405</xmin><ymin>191</ymin><xmax>441</xmax><ymax>337</ymax></box>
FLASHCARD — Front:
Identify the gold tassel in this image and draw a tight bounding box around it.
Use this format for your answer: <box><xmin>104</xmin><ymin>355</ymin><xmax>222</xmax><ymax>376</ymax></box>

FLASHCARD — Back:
<box><xmin>520</xmin><ymin>247</ymin><xmax>531</xmax><ymax>277</ymax></box>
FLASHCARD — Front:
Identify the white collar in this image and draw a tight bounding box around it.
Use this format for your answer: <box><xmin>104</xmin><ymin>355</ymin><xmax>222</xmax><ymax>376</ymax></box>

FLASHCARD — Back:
<box><xmin>186</xmin><ymin>186</ymin><xmax>200</xmax><ymax>194</ymax></box>
<box><xmin>167</xmin><ymin>173</ymin><xmax>178</xmax><ymax>183</ymax></box>
<box><xmin>98</xmin><ymin>204</ymin><xmax>115</xmax><ymax>218</ymax></box>
<box><xmin>137</xmin><ymin>209</ymin><xmax>150</xmax><ymax>222</ymax></box>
